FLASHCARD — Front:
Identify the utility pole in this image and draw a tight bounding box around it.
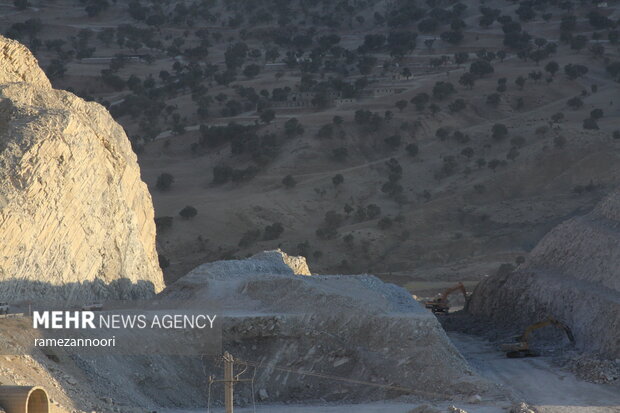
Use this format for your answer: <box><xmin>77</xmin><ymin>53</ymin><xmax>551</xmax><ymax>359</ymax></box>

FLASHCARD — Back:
<box><xmin>224</xmin><ymin>352</ymin><xmax>234</xmax><ymax>413</ymax></box>
<box><xmin>208</xmin><ymin>352</ymin><xmax>252</xmax><ymax>413</ymax></box>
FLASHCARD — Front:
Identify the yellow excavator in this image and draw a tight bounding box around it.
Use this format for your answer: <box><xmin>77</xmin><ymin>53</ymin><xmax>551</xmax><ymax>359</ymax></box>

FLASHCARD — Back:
<box><xmin>424</xmin><ymin>282</ymin><xmax>469</xmax><ymax>314</ymax></box>
<box><xmin>501</xmin><ymin>316</ymin><xmax>575</xmax><ymax>358</ymax></box>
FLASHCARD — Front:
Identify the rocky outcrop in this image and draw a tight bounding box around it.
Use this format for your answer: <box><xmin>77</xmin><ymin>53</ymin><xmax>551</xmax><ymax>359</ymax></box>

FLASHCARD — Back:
<box><xmin>248</xmin><ymin>249</ymin><xmax>311</xmax><ymax>275</ymax></box>
<box><xmin>468</xmin><ymin>187</ymin><xmax>620</xmax><ymax>358</ymax></box>
<box><xmin>0</xmin><ymin>35</ymin><xmax>164</xmax><ymax>303</ymax></box>
<box><xmin>0</xmin><ymin>36</ymin><xmax>51</xmax><ymax>89</ymax></box>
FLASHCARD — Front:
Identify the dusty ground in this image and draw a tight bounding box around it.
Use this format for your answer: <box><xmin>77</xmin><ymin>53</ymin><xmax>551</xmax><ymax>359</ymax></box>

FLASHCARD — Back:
<box><xmin>449</xmin><ymin>332</ymin><xmax>620</xmax><ymax>413</ymax></box>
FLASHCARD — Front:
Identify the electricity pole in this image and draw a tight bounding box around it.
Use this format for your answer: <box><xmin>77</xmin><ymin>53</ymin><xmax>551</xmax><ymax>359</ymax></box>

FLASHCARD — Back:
<box><xmin>224</xmin><ymin>352</ymin><xmax>234</xmax><ymax>413</ymax></box>
<box><xmin>209</xmin><ymin>352</ymin><xmax>252</xmax><ymax>413</ymax></box>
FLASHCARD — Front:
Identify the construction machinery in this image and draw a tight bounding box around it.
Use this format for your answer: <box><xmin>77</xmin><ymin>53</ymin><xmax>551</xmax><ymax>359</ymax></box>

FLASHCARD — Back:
<box><xmin>501</xmin><ymin>316</ymin><xmax>575</xmax><ymax>358</ymax></box>
<box><xmin>424</xmin><ymin>282</ymin><xmax>469</xmax><ymax>314</ymax></box>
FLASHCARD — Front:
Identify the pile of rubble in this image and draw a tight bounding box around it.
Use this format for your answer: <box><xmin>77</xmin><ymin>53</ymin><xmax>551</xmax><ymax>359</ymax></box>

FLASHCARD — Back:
<box><xmin>561</xmin><ymin>354</ymin><xmax>620</xmax><ymax>384</ymax></box>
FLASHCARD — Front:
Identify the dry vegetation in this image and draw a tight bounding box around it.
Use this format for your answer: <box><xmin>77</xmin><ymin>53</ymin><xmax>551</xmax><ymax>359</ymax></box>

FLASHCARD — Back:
<box><xmin>2</xmin><ymin>0</ymin><xmax>619</xmax><ymax>286</ymax></box>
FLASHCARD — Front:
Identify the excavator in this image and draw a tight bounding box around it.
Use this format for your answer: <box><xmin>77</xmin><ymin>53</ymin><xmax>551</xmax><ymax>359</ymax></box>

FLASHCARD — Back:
<box><xmin>424</xmin><ymin>282</ymin><xmax>469</xmax><ymax>314</ymax></box>
<box><xmin>501</xmin><ymin>316</ymin><xmax>575</xmax><ymax>358</ymax></box>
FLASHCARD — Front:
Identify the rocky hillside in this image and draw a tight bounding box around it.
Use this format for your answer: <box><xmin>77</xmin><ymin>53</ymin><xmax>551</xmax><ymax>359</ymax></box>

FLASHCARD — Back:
<box><xmin>0</xmin><ymin>35</ymin><xmax>164</xmax><ymax>303</ymax></box>
<box><xmin>468</xmin><ymin>187</ymin><xmax>620</xmax><ymax>358</ymax></box>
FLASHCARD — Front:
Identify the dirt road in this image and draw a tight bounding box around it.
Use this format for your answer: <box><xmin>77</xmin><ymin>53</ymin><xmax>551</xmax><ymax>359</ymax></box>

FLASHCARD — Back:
<box><xmin>448</xmin><ymin>332</ymin><xmax>620</xmax><ymax>413</ymax></box>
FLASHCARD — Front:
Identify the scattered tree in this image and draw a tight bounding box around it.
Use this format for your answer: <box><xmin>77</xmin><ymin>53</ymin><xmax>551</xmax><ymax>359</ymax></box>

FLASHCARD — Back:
<box><xmin>492</xmin><ymin>123</ymin><xmax>508</xmax><ymax>140</ymax></box>
<box><xmin>590</xmin><ymin>108</ymin><xmax>604</xmax><ymax>120</ymax></box>
<box><xmin>243</xmin><ymin>64</ymin><xmax>261</xmax><ymax>78</ymax></box>
<box><xmin>263</xmin><ymin>222</ymin><xmax>284</xmax><ymax>240</ymax></box>
<box><xmin>156</xmin><ymin>173</ymin><xmax>175</xmax><ymax>191</ymax></box>
<box><xmin>432</xmin><ymin>81</ymin><xmax>455</xmax><ymax>99</ymax></box>
<box><xmin>260</xmin><ymin>109</ymin><xmax>275</xmax><ymax>124</ymax></box>
<box><xmin>179</xmin><ymin>205</ymin><xmax>198</xmax><ymax>219</ymax></box>
<box><xmin>332</xmin><ymin>174</ymin><xmax>344</xmax><ymax>187</ymax></box>
<box><xmin>282</xmin><ymin>174</ymin><xmax>297</xmax><ymax>188</ymax></box>
<box><xmin>469</xmin><ymin>60</ymin><xmax>494</xmax><ymax>77</ymax></box>
<box><xmin>406</xmin><ymin>143</ymin><xmax>419</xmax><ymax>157</ymax></box>
<box><xmin>567</xmin><ymin>96</ymin><xmax>583</xmax><ymax>109</ymax></box>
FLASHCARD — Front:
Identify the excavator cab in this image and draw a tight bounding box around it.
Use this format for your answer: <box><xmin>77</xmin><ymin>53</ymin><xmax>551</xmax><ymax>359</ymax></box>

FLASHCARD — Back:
<box><xmin>501</xmin><ymin>316</ymin><xmax>575</xmax><ymax>358</ymax></box>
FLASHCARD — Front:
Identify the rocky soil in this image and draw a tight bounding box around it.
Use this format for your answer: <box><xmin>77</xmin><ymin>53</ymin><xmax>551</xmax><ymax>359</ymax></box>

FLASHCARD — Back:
<box><xmin>0</xmin><ymin>35</ymin><xmax>164</xmax><ymax>304</ymax></box>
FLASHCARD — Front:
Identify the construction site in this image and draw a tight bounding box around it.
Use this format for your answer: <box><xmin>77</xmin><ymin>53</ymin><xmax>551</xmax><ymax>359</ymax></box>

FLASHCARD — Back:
<box><xmin>0</xmin><ymin>0</ymin><xmax>619</xmax><ymax>412</ymax></box>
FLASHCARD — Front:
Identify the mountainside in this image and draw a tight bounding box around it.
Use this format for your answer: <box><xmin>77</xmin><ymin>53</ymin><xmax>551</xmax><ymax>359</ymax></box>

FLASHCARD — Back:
<box><xmin>468</xmin><ymin>186</ymin><xmax>620</xmax><ymax>358</ymax></box>
<box><xmin>0</xmin><ymin>35</ymin><xmax>164</xmax><ymax>303</ymax></box>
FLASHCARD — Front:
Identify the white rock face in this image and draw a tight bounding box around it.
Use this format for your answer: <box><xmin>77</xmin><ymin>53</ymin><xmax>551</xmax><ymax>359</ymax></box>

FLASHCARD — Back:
<box><xmin>250</xmin><ymin>249</ymin><xmax>311</xmax><ymax>275</ymax></box>
<box><xmin>0</xmin><ymin>35</ymin><xmax>164</xmax><ymax>303</ymax></box>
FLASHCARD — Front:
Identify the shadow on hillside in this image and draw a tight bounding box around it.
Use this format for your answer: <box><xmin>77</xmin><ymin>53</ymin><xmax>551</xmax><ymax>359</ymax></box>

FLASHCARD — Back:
<box><xmin>0</xmin><ymin>277</ymin><xmax>157</xmax><ymax>308</ymax></box>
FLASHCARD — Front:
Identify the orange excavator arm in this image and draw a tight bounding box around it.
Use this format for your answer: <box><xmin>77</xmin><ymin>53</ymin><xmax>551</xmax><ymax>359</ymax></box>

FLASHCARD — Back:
<box><xmin>425</xmin><ymin>282</ymin><xmax>469</xmax><ymax>314</ymax></box>
<box><xmin>440</xmin><ymin>282</ymin><xmax>467</xmax><ymax>302</ymax></box>
<box><xmin>503</xmin><ymin>316</ymin><xmax>575</xmax><ymax>358</ymax></box>
<box><xmin>519</xmin><ymin>316</ymin><xmax>575</xmax><ymax>344</ymax></box>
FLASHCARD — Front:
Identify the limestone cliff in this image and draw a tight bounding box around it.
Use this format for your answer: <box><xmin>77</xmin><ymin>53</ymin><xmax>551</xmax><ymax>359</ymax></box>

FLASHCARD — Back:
<box><xmin>0</xmin><ymin>35</ymin><xmax>164</xmax><ymax>303</ymax></box>
<box><xmin>468</xmin><ymin>187</ymin><xmax>620</xmax><ymax>358</ymax></box>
